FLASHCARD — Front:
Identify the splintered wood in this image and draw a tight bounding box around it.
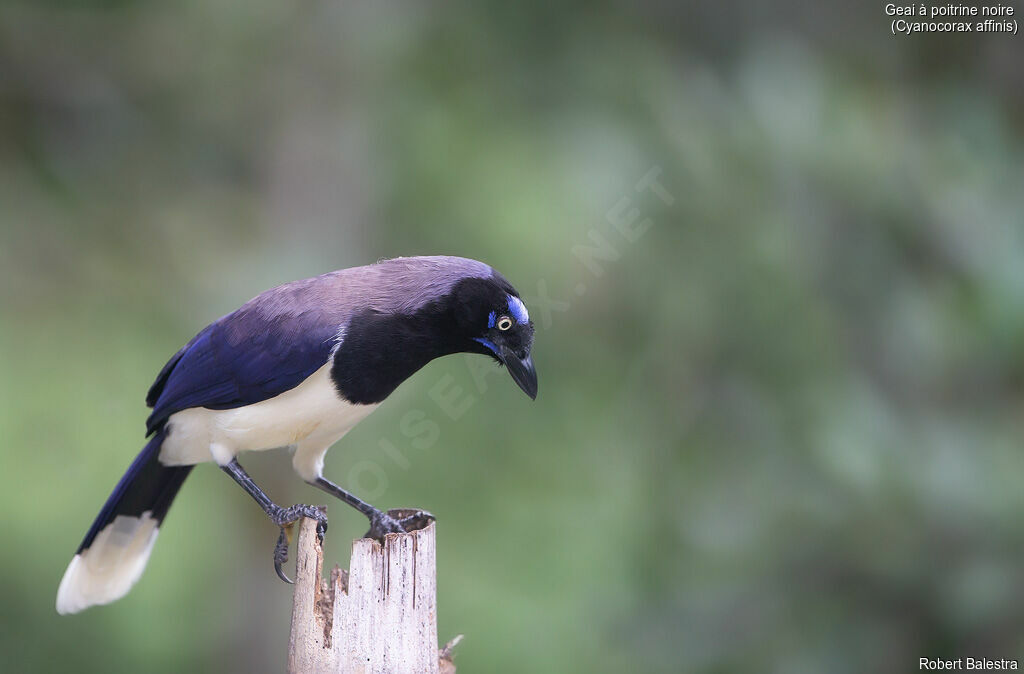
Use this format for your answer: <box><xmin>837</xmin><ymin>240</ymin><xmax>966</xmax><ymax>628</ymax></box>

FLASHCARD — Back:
<box><xmin>287</xmin><ymin>516</ymin><xmax>457</xmax><ymax>673</ymax></box>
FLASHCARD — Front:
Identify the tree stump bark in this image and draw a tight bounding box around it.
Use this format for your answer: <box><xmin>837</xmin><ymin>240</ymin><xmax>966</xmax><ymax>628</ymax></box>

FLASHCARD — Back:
<box><xmin>287</xmin><ymin>511</ymin><xmax>457</xmax><ymax>673</ymax></box>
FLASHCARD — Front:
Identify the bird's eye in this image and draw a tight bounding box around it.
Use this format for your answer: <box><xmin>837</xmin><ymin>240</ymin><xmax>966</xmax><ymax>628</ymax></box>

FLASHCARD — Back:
<box><xmin>497</xmin><ymin>316</ymin><xmax>513</xmax><ymax>331</ymax></box>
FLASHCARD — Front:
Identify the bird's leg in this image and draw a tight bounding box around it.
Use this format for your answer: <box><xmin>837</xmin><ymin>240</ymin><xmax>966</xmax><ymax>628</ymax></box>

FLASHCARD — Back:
<box><xmin>310</xmin><ymin>476</ymin><xmax>434</xmax><ymax>542</ymax></box>
<box><xmin>220</xmin><ymin>458</ymin><xmax>328</xmax><ymax>584</ymax></box>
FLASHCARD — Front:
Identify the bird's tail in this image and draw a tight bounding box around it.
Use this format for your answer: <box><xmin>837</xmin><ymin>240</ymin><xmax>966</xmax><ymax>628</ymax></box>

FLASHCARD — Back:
<box><xmin>56</xmin><ymin>430</ymin><xmax>192</xmax><ymax>615</ymax></box>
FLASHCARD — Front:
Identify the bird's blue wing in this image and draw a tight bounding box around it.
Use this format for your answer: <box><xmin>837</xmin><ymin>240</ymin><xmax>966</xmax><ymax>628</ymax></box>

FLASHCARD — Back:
<box><xmin>145</xmin><ymin>306</ymin><xmax>339</xmax><ymax>434</ymax></box>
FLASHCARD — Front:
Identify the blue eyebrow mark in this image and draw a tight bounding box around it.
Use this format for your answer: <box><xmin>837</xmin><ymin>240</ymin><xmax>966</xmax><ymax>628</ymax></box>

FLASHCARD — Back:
<box><xmin>487</xmin><ymin>311</ymin><xmax>497</xmax><ymax>329</ymax></box>
<box><xmin>474</xmin><ymin>337</ymin><xmax>499</xmax><ymax>355</ymax></box>
<box><xmin>507</xmin><ymin>295</ymin><xmax>529</xmax><ymax>323</ymax></box>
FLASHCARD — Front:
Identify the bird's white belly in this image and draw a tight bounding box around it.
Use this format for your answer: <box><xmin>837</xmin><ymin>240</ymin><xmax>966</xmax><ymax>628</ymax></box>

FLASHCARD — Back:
<box><xmin>159</xmin><ymin>363</ymin><xmax>379</xmax><ymax>474</ymax></box>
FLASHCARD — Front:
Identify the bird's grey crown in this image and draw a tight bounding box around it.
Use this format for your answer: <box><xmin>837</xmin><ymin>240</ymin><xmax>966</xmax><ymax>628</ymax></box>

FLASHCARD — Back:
<box><xmin>237</xmin><ymin>255</ymin><xmax>494</xmax><ymax>331</ymax></box>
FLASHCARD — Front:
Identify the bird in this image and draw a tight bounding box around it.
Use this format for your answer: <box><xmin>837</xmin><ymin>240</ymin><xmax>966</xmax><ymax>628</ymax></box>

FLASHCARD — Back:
<box><xmin>56</xmin><ymin>255</ymin><xmax>537</xmax><ymax>615</ymax></box>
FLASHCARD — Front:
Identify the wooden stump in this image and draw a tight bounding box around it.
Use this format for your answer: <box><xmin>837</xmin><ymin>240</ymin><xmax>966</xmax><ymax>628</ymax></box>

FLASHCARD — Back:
<box><xmin>287</xmin><ymin>512</ymin><xmax>458</xmax><ymax>673</ymax></box>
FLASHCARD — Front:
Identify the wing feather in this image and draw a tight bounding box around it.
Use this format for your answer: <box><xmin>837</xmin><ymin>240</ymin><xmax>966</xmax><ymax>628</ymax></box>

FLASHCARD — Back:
<box><xmin>145</xmin><ymin>305</ymin><xmax>339</xmax><ymax>435</ymax></box>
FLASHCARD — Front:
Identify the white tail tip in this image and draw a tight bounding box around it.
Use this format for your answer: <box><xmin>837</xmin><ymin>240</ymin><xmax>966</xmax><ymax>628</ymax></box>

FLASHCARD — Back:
<box><xmin>56</xmin><ymin>512</ymin><xmax>159</xmax><ymax>615</ymax></box>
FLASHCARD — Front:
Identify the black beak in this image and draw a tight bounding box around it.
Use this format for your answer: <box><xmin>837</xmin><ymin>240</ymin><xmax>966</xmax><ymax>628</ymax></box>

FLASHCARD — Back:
<box><xmin>499</xmin><ymin>345</ymin><xmax>538</xmax><ymax>400</ymax></box>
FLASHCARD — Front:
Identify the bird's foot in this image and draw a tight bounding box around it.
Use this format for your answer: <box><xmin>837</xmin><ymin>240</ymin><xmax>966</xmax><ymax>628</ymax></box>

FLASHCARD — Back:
<box><xmin>270</xmin><ymin>504</ymin><xmax>327</xmax><ymax>584</ymax></box>
<box><xmin>364</xmin><ymin>508</ymin><xmax>435</xmax><ymax>542</ymax></box>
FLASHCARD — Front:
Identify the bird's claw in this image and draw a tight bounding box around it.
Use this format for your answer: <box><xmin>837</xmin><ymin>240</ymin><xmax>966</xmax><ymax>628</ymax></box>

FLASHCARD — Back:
<box><xmin>270</xmin><ymin>504</ymin><xmax>327</xmax><ymax>584</ymax></box>
<box><xmin>365</xmin><ymin>508</ymin><xmax>435</xmax><ymax>542</ymax></box>
<box><xmin>274</xmin><ymin>528</ymin><xmax>293</xmax><ymax>584</ymax></box>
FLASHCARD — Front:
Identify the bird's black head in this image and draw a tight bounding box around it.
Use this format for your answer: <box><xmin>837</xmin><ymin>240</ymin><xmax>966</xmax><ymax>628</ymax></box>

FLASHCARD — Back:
<box><xmin>450</xmin><ymin>275</ymin><xmax>538</xmax><ymax>400</ymax></box>
<box><xmin>330</xmin><ymin>261</ymin><xmax>538</xmax><ymax>405</ymax></box>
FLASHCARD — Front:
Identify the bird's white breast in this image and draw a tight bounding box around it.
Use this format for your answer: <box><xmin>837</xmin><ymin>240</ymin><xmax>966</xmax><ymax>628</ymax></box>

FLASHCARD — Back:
<box><xmin>159</xmin><ymin>363</ymin><xmax>379</xmax><ymax>478</ymax></box>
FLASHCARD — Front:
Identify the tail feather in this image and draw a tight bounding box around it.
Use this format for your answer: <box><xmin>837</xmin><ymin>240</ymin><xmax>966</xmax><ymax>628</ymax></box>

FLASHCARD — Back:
<box><xmin>57</xmin><ymin>431</ymin><xmax>192</xmax><ymax>615</ymax></box>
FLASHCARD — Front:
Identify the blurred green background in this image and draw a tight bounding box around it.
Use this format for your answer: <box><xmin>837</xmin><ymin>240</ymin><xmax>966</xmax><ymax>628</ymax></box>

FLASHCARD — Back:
<box><xmin>2</xmin><ymin>1</ymin><xmax>1024</xmax><ymax>672</ymax></box>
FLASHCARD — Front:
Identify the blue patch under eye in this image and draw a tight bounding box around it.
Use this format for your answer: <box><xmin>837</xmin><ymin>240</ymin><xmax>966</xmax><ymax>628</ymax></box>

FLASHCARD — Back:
<box><xmin>474</xmin><ymin>337</ymin><xmax>499</xmax><ymax>355</ymax></box>
<box><xmin>507</xmin><ymin>295</ymin><xmax>529</xmax><ymax>324</ymax></box>
<box><xmin>487</xmin><ymin>311</ymin><xmax>497</xmax><ymax>329</ymax></box>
